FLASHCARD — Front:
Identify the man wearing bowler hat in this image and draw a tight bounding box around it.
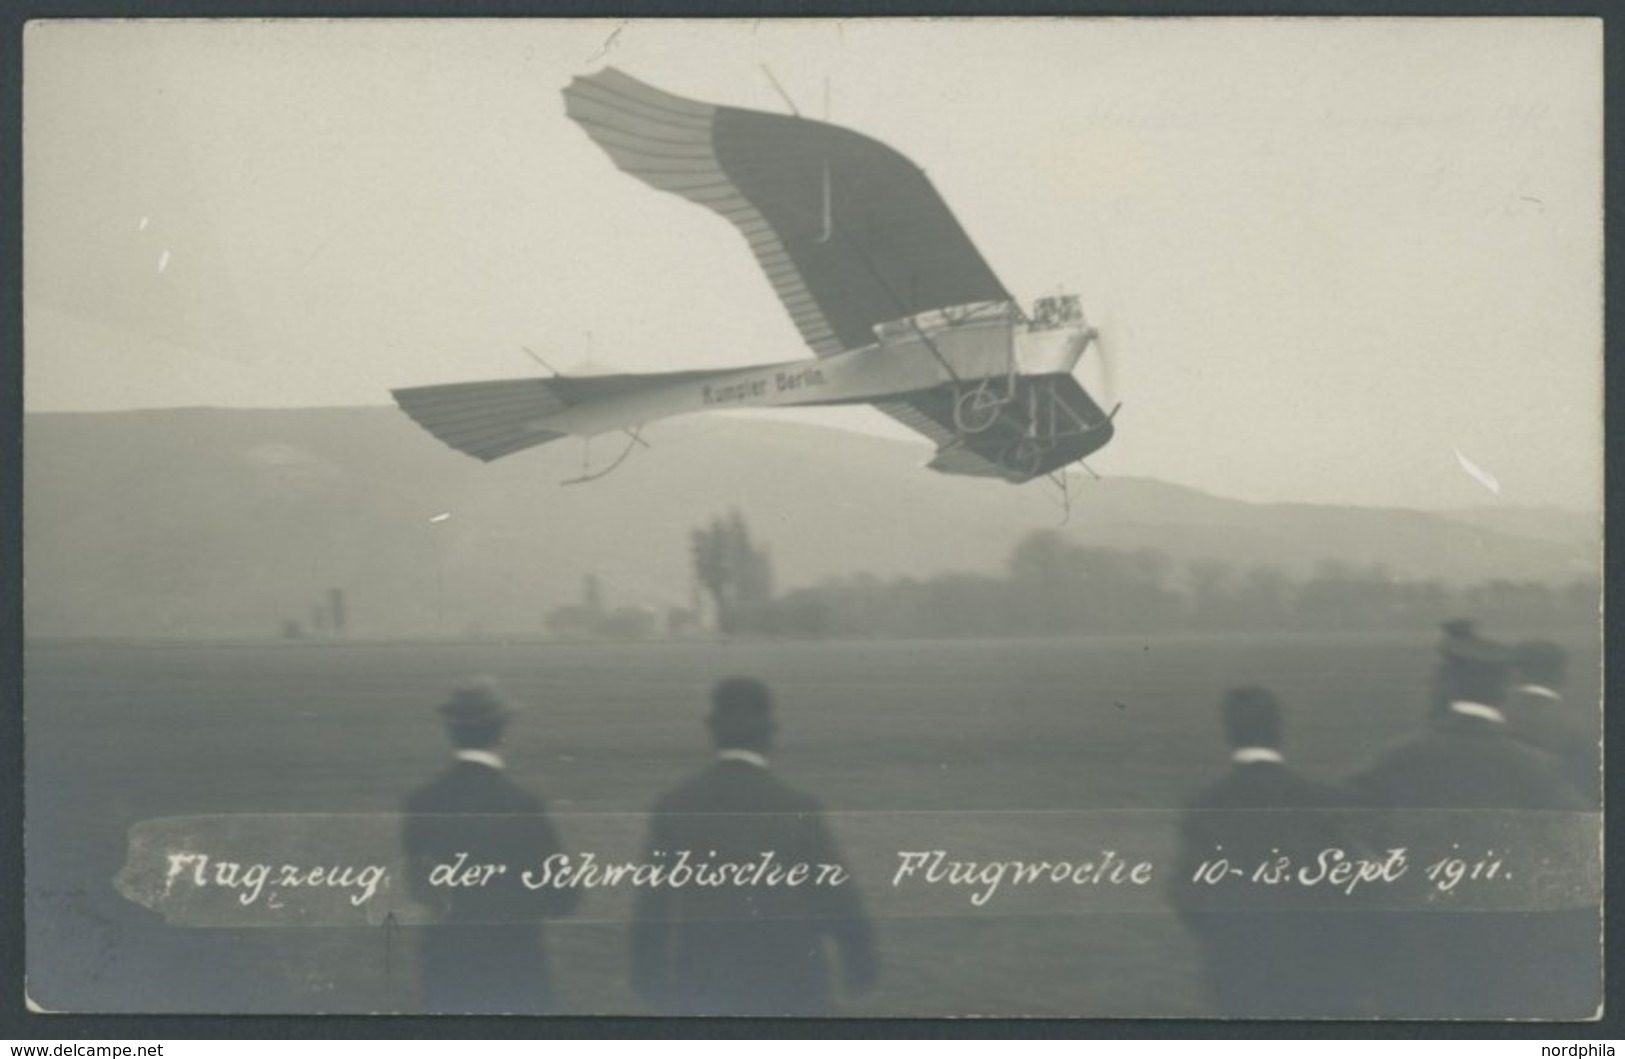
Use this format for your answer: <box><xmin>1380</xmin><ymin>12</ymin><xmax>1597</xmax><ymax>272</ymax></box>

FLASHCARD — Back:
<box><xmin>630</xmin><ymin>677</ymin><xmax>877</xmax><ymax>1015</ymax></box>
<box><xmin>1350</xmin><ymin>621</ymin><xmax>1592</xmax><ymax>1018</ymax></box>
<box><xmin>401</xmin><ymin>677</ymin><xmax>576</xmax><ymax>1013</ymax></box>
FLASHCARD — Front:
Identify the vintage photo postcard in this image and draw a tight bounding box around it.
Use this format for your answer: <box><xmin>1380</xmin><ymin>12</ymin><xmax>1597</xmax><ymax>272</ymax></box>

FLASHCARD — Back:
<box><xmin>22</xmin><ymin>17</ymin><xmax>1602</xmax><ymax>1018</ymax></box>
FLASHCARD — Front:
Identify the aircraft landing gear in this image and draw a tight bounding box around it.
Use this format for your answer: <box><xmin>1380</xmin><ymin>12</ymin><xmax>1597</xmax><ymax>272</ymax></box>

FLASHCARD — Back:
<box><xmin>998</xmin><ymin>436</ymin><xmax>1055</xmax><ymax>482</ymax></box>
<box><xmin>953</xmin><ymin>383</ymin><xmax>1005</xmax><ymax>435</ymax></box>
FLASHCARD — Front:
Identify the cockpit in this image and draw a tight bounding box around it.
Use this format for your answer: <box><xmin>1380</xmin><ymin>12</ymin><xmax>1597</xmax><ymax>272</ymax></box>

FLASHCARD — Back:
<box><xmin>1028</xmin><ymin>294</ymin><xmax>1084</xmax><ymax>332</ymax></box>
<box><xmin>874</xmin><ymin>296</ymin><xmax>1086</xmax><ymax>343</ymax></box>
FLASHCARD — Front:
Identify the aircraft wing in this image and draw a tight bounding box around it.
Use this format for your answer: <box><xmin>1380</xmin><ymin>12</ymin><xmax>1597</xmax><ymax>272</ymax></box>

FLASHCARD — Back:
<box><xmin>563</xmin><ymin>68</ymin><xmax>1013</xmax><ymax>358</ymax></box>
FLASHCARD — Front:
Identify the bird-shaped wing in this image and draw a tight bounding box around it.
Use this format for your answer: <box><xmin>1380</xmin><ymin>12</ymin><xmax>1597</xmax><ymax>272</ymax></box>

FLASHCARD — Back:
<box><xmin>563</xmin><ymin>68</ymin><xmax>1013</xmax><ymax>358</ymax></box>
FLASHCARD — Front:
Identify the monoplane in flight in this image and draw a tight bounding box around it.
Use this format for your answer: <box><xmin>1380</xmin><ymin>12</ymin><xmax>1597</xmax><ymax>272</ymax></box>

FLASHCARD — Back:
<box><xmin>395</xmin><ymin>68</ymin><xmax>1119</xmax><ymax>485</ymax></box>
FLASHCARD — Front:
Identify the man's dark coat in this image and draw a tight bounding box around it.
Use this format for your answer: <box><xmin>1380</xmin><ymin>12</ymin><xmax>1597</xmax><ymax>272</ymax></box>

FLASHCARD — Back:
<box><xmin>1503</xmin><ymin>685</ymin><xmax>1599</xmax><ymax>809</ymax></box>
<box><xmin>402</xmin><ymin>759</ymin><xmax>575</xmax><ymax>1013</ymax></box>
<box><xmin>630</xmin><ymin>758</ymin><xmax>876</xmax><ymax>1015</ymax></box>
<box><xmin>1173</xmin><ymin>758</ymin><xmax>1365</xmax><ymax>1017</ymax></box>
<box><xmin>1350</xmin><ymin>711</ymin><xmax>1595</xmax><ymax>1019</ymax></box>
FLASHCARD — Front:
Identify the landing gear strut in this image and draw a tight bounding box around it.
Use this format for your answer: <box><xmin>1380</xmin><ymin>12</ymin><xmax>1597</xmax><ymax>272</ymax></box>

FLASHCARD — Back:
<box><xmin>999</xmin><ymin>436</ymin><xmax>1055</xmax><ymax>482</ymax></box>
<box><xmin>953</xmin><ymin>383</ymin><xmax>1005</xmax><ymax>435</ymax></box>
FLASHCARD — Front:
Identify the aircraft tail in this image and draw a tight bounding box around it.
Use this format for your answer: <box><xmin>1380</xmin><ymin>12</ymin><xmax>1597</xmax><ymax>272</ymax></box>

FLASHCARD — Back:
<box><xmin>392</xmin><ymin>377</ymin><xmax>571</xmax><ymax>462</ymax></box>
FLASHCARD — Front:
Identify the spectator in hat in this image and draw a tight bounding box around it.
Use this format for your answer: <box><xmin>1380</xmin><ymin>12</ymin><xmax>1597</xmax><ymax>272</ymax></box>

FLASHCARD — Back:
<box><xmin>1171</xmin><ymin>687</ymin><xmax>1368</xmax><ymax>1017</ymax></box>
<box><xmin>1355</xmin><ymin>621</ymin><xmax>1583</xmax><ymax>807</ymax></box>
<box><xmin>630</xmin><ymin>677</ymin><xmax>877</xmax><ymax>1015</ymax></box>
<box><xmin>401</xmin><ymin>677</ymin><xmax>577</xmax><ymax>1013</ymax></box>
<box><xmin>1348</xmin><ymin>621</ymin><xmax>1593</xmax><ymax>1018</ymax></box>
<box><xmin>1506</xmin><ymin>639</ymin><xmax>1598</xmax><ymax>808</ymax></box>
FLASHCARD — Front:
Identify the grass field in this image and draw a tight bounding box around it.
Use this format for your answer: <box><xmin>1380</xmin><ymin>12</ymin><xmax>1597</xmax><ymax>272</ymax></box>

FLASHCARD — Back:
<box><xmin>23</xmin><ymin>631</ymin><xmax>1603</xmax><ymax>1017</ymax></box>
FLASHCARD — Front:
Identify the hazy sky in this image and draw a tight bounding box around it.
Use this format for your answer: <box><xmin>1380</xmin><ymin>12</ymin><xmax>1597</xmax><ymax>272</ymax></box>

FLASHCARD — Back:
<box><xmin>24</xmin><ymin>18</ymin><xmax>1602</xmax><ymax>511</ymax></box>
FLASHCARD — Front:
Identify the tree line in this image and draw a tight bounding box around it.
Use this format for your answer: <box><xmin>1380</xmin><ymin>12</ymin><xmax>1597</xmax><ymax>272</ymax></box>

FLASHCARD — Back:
<box><xmin>544</xmin><ymin>516</ymin><xmax>1598</xmax><ymax>641</ymax></box>
<box><xmin>717</xmin><ymin>526</ymin><xmax>1599</xmax><ymax>639</ymax></box>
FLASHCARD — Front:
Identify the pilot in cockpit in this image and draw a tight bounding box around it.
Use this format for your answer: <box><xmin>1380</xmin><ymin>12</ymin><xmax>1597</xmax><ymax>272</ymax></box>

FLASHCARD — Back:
<box><xmin>1030</xmin><ymin>294</ymin><xmax>1082</xmax><ymax>331</ymax></box>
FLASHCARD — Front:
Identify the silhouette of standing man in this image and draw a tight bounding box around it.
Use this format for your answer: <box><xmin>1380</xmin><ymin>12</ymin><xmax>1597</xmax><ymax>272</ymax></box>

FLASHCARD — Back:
<box><xmin>631</xmin><ymin>677</ymin><xmax>877</xmax><ymax>1015</ymax></box>
<box><xmin>1350</xmin><ymin>622</ymin><xmax>1591</xmax><ymax>1018</ymax></box>
<box><xmin>1171</xmin><ymin>687</ymin><xmax>1365</xmax><ymax>1016</ymax></box>
<box><xmin>402</xmin><ymin>678</ymin><xmax>576</xmax><ymax>1013</ymax></box>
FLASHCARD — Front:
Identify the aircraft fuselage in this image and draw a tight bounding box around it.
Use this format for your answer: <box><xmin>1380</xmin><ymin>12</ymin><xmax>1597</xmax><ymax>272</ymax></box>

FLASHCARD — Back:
<box><xmin>535</xmin><ymin>311</ymin><xmax>1092</xmax><ymax>438</ymax></box>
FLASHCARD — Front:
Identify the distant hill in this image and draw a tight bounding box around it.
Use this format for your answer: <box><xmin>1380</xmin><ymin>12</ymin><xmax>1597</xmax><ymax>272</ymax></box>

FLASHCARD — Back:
<box><xmin>1439</xmin><ymin>505</ymin><xmax>1603</xmax><ymax>559</ymax></box>
<box><xmin>23</xmin><ymin>407</ymin><xmax>1601</xmax><ymax>639</ymax></box>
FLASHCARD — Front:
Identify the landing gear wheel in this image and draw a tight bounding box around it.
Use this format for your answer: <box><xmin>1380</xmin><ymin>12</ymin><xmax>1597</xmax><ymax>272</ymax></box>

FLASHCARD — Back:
<box><xmin>953</xmin><ymin>386</ymin><xmax>1004</xmax><ymax>435</ymax></box>
<box><xmin>999</xmin><ymin>437</ymin><xmax>1054</xmax><ymax>482</ymax></box>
